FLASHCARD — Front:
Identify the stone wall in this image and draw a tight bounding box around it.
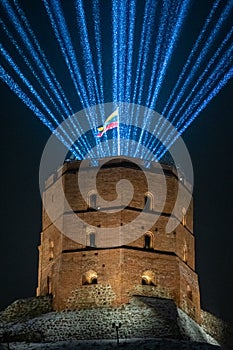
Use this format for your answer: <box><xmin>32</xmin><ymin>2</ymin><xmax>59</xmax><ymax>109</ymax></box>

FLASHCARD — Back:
<box><xmin>201</xmin><ymin>310</ymin><xmax>233</xmax><ymax>347</ymax></box>
<box><xmin>0</xmin><ymin>296</ymin><xmax>52</xmax><ymax>323</ymax></box>
<box><xmin>66</xmin><ymin>284</ymin><xmax>116</xmax><ymax>309</ymax></box>
<box><xmin>0</xmin><ymin>297</ymin><xmax>218</xmax><ymax>346</ymax></box>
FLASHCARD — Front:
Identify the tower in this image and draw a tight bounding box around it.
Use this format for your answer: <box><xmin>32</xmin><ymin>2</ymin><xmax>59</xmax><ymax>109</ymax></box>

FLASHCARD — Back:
<box><xmin>37</xmin><ymin>157</ymin><xmax>200</xmax><ymax>322</ymax></box>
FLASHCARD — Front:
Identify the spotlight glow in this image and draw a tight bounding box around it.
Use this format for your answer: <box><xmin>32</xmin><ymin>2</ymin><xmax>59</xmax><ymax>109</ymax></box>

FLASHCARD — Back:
<box><xmin>0</xmin><ymin>0</ymin><xmax>232</xmax><ymax>161</ymax></box>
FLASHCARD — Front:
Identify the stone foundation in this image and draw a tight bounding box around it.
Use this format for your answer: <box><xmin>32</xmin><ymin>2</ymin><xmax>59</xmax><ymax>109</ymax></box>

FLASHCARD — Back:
<box><xmin>0</xmin><ymin>297</ymin><xmax>219</xmax><ymax>346</ymax></box>
<box><xmin>0</xmin><ymin>296</ymin><xmax>52</xmax><ymax>323</ymax></box>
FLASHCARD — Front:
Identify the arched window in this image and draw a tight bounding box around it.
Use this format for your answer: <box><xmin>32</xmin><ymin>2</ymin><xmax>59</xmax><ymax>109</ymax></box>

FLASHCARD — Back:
<box><xmin>183</xmin><ymin>243</ymin><xmax>188</xmax><ymax>263</ymax></box>
<box><xmin>144</xmin><ymin>192</ymin><xmax>154</xmax><ymax>211</ymax></box>
<box><xmin>82</xmin><ymin>270</ymin><xmax>98</xmax><ymax>285</ymax></box>
<box><xmin>141</xmin><ymin>270</ymin><xmax>155</xmax><ymax>286</ymax></box>
<box><xmin>47</xmin><ymin>276</ymin><xmax>52</xmax><ymax>295</ymax></box>
<box><xmin>144</xmin><ymin>235</ymin><xmax>151</xmax><ymax>249</ymax></box>
<box><xmin>144</xmin><ymin>232</ymin><xmax>153</xmax><ymax>249</ymax></box>
<box><xmin>86</xmin><ymin>231</ymin><xmax>96</xmax><ymax>248</ymax></box>
<box><xmin>187</xmin><ymin>285</ymin><xmax>192</xmax><ymax>301</ymax></box>
<box><xmin>90</xmin><ymin>233</ymin><xmax>96</xmax><ymax>247</ymax></box>
<box><xmin>90</xmin><ymin>193</ymin><xmax>97</xmax><ymax>209</ymax></box>
<box><xmin>182</xmin><ymin>207</ymin><xmax>187</xmax><ymax>226</ymax></box>
<box><xmin>144</xmin><ymin>195</ymin><xmax>151</xmax><ymax>211</ymax></box>
<box><xmin>49</xmin><ymin>240</ymin><xmax>54</xmax><ymax>261</ymax></box>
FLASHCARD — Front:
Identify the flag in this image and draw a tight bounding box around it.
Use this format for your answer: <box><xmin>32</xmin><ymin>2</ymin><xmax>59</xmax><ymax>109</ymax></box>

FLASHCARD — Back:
<box><xmin>97</xmin><ymin>108</ymin><xmax>119</xmax><ymax>137</ymax></box>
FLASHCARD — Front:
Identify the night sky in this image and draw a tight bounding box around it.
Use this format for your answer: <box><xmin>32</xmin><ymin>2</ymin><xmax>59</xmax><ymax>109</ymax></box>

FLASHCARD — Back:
<box><xmin>0</xmin><ymin>0</ymin><xmax>233</xmax><ymax>323</ymax></box>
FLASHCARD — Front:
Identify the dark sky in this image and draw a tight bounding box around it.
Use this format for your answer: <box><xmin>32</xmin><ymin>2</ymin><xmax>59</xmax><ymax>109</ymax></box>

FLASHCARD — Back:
<box><xmin>0</xmin><ymin>0</ymin><xmax>233</xmax><ymax>323</ymax></box>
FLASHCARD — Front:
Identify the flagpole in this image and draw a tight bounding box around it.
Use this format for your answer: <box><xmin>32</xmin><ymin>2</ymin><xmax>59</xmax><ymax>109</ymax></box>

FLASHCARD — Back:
<box><xmin>117</xmin><ymin>107</ymin><xmax>120</xmax><ymax>156</ymax></box>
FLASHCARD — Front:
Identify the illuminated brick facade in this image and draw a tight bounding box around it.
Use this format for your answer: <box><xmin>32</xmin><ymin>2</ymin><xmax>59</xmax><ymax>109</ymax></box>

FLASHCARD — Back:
<box><xmin>37</xmin><ymin>157</ymin><xmax>201</xmax><ymax>321</ymax></box>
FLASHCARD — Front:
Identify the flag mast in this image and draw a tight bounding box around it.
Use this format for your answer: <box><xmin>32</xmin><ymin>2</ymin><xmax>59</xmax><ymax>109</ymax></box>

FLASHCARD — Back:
<box><xmin>117</xmin><ymin>107</ymin><xmax>120</xmax><ymax>155</ymax></box>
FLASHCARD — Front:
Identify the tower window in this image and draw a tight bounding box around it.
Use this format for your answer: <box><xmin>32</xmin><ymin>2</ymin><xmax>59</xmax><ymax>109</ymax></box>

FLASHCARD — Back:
<box><xmin>89</xmin><ymin>193</ymin><xmax>97</xmax><ymax>209</ymax></box>
<box><xmin>90</xmin><ymin>233</ymin><xmax>96</xmax><ymax>247</ymax></box>
<box><xmin>91</xmin><ymin>277</ymin><xmax>97</xmax><ymax>284</ymax></box>
<box><xmin>144</xmin><ymin>196</ymin><xmax>150</xmax><ymax>210</ymax></box>
<box><xmin>142</xmin><ymin>276</ymin><xmax>151</xmax><ymax>285</ymax></box>
<box><xmin>144</xmin><ymin>235</ymin><xmax>151</xmax><ymax>249</ymax></box>
<box><xmin>187</xmin><ymin>285</ymin><xmax>193</xmax><ymax>301</ymax></box>
<box><xmin>144</xmin><ymin>233</ymin><xmax>153</xmax><ymax>249</ymax></box>
<box><xmin>183</xmin><ymin>243</ymin><xmax>188</xmax><ymax>263</ymax></box>
<box><xmin>141</xmin><ymin>270</ymin><xmax>155</xmax><ymax>286</ymax></box>
<box><xmin>144</xmin><ymin>193</ymin><xmax>154</xmax><ymax>211</ymax></box>
<box><xmin>47</xmin><ymin>276</ymin><xmax>52</xmax><ymax>295</ymax></box>
<box><xmin>49</xmin><ymin>240</ymin><xmax>54</xmax><ymax>261</ymax></box>
<box><xmin>182</xmin><ymin>207</ymin><xmax>187</xmax><ymax>226</ymax></box>
<box><xmin>82</xmin><ymin>270</ymin><xmax>98</xmax><ymax>285</ymax></box>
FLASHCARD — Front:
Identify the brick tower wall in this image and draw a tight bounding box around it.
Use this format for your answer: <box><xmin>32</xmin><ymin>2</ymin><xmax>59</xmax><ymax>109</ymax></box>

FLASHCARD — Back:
<box><xmin>37</xmin><ymin>158</ymin><xmax>200</xmax><ymax>322</ymax></box>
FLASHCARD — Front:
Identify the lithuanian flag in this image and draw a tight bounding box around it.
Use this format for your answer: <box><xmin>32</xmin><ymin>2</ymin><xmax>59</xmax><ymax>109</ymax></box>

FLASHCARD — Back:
<box><xmin>97</xmin><ymin>108</ymin><xmax>119</xmax><ymax>137</ymax></box>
